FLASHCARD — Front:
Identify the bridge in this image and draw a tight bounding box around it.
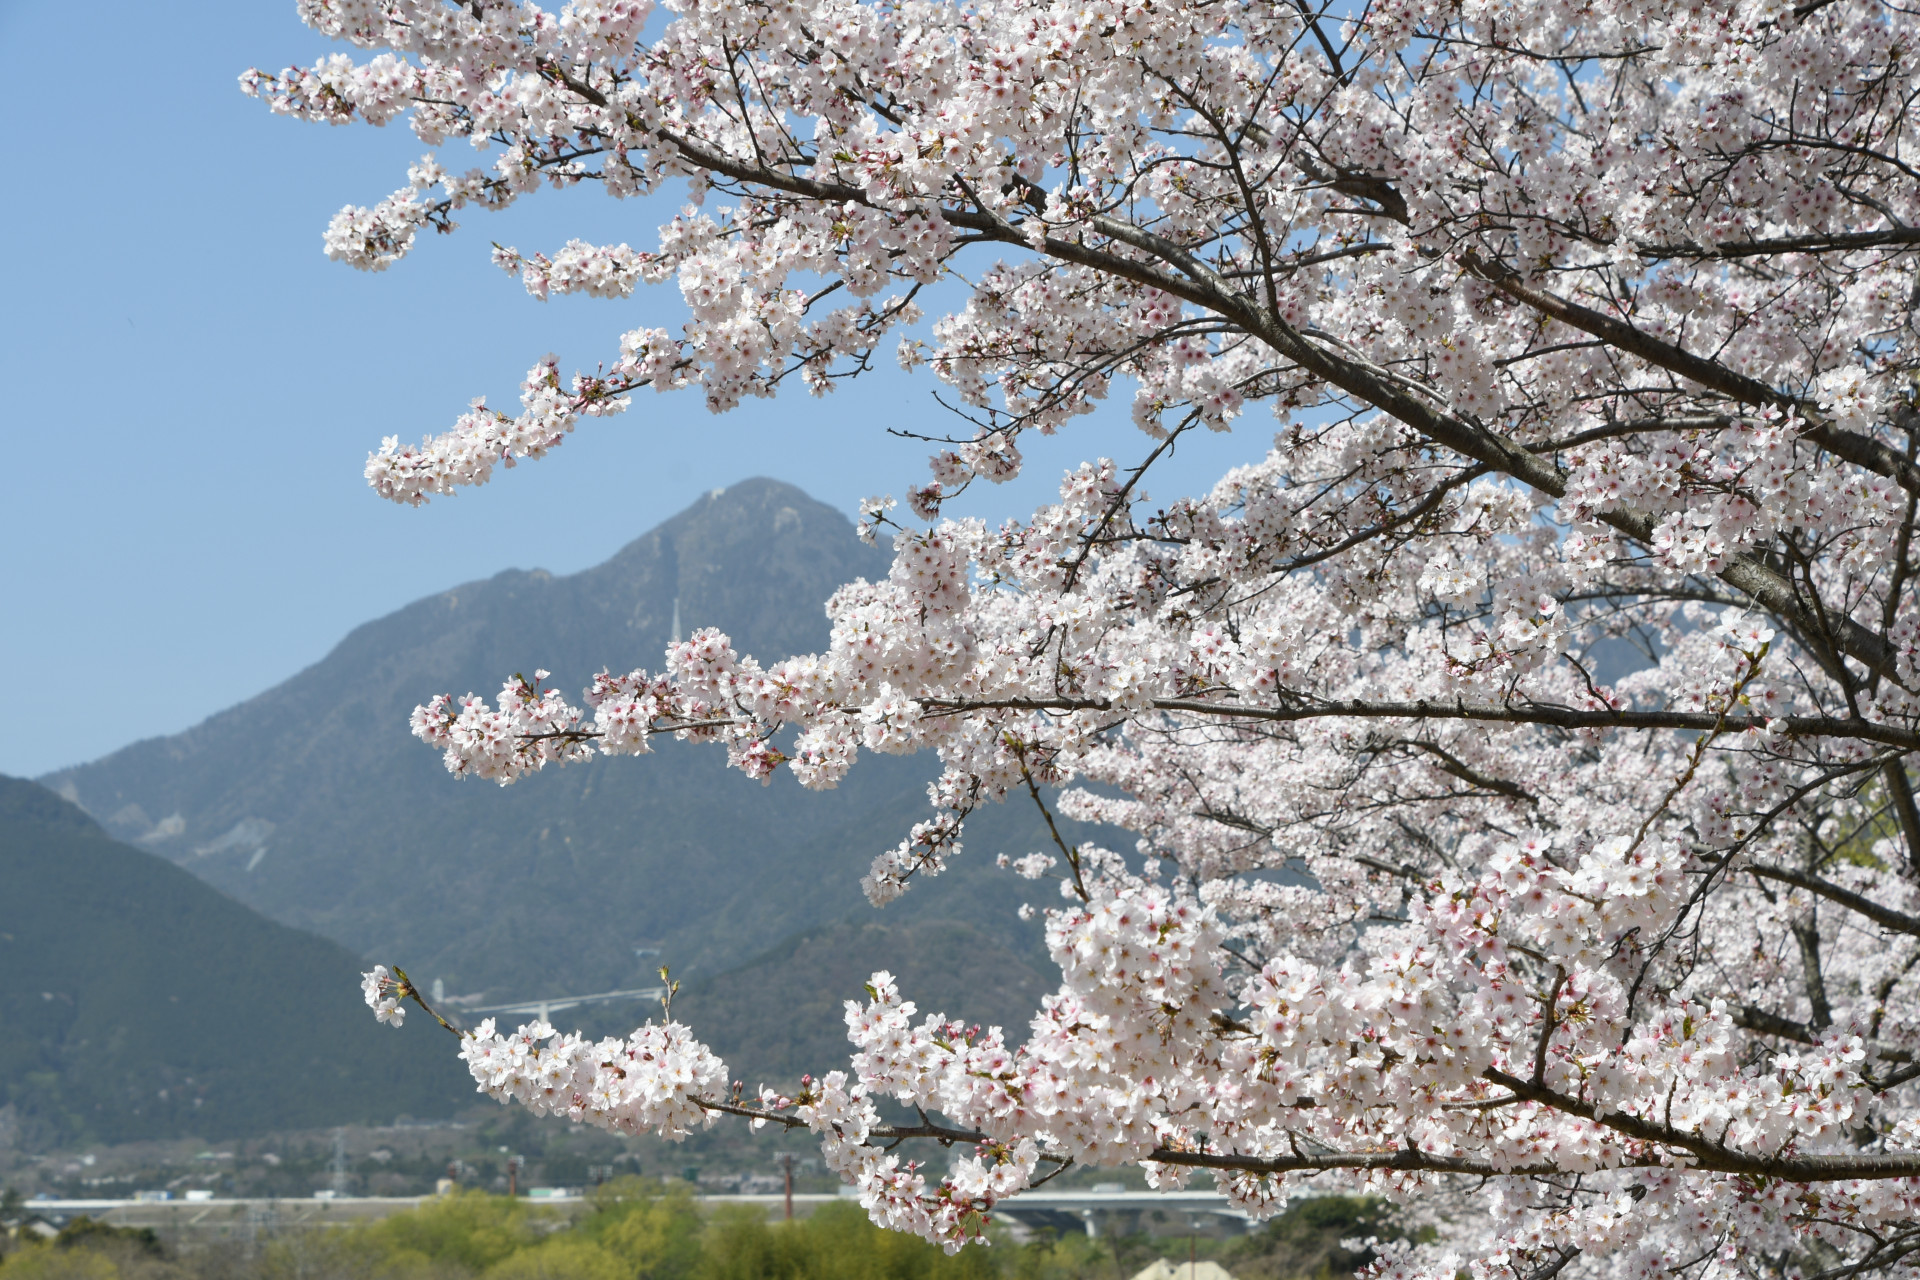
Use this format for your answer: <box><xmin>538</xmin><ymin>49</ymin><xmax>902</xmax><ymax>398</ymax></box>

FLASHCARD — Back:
<box><xmin>451</xmin><ymin>986</ymin><xmax>668</xmax><ymax>1022</ymax></box>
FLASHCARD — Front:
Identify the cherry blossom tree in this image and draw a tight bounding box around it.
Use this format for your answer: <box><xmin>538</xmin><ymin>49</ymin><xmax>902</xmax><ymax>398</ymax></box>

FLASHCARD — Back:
<box><xmin>250</xmin><ymin>0</ymin><xmax>1920</xmax><ymax>1275</ymax></box>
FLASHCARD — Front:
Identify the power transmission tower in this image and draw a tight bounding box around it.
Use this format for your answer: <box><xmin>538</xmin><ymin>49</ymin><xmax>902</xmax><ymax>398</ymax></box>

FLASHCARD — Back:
<box><xmin>330</xmin><ymin>1129</ymin><xmax>350</xmax><ymax>1197</ymax></box>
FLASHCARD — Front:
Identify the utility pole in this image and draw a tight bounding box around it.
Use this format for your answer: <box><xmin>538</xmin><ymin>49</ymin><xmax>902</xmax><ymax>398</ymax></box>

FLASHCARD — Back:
<box><xmin>507</xmin><ymin>1155</ymin><xmax>521</xmax><ymax>1197</ymax></box>
<box><xmin>780</xmin><ymin>1153</ymin><xmax>794</xmax><ymax>1221</ymax></box>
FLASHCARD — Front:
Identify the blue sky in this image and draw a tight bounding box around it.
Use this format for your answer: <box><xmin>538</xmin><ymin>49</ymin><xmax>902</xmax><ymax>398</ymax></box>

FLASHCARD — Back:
<box><xmin>0</xmin><ymin>0</ymin><xmax>1258</xmax><ymax>778</ymax></box>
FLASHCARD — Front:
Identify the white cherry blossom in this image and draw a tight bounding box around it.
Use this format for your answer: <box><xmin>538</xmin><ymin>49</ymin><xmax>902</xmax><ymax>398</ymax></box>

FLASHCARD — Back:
<box><xmin>256</xmin><ymin>0</ymin><xmax>1920</xmax><ymax>1273</ymax></box>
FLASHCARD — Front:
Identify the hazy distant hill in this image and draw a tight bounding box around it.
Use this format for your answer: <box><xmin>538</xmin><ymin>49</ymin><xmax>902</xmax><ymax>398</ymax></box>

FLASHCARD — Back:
<box><xmin>0</xmin><ymin>776</ymin><xmax>469</xmax><ymax>1147</ymax></box>
<box><xmin>41</xmin><ymin>480</ymin><xmax>1078</xmax><ymax>1025</ymax></box>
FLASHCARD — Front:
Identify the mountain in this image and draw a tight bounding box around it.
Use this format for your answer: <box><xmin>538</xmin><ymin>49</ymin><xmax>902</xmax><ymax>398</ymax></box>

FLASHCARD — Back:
<box><xmin>40</xmin><ymin>479</ymin><xmax>1081</xmax><ymax>1032</ymax></box>
<box><xmin>687</xmin><ymin>918</ymin><xmax>1056</xmax><ymax>1083</ymax></box>
<box><xmin>0</xmin><ymin>775</ymin><xmax>471</xmax><ymax>1147</ymax></box>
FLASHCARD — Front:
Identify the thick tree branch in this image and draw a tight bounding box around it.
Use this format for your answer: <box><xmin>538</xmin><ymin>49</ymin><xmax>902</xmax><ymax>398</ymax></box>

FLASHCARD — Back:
<box><xmin>917</xmin><ymin>695</ymin><xmax>1920</xmax><ymax>750</ymax></box>
<box><xmin>1463</xmin><ymin>252</ymin><xmax>1920</xmax><ymax>499</ymax></box>
<box><xmin>1482</xmin><ymin>1068</ymin><xmax>1920</xmax><ymax>1180</ymax></box>
<box><xmin>1732</xmin><ymin>1005</ymin><xmax>1914</xmax><ymax>1065</ymax></box>
<box><xmin>1881</xmin><ymin>759</ymin><xmax>1920</xmax><ymax>874</ymax></box>
<box><xmin>537</xmin><ymin>61</ymin><xmax>1904</xmax><ymax>687</ymax></box>
<box><xmin>1639</xmin><ymin>226</ymin><xmax>1920</xmax><ymax>260</ymax></box>
<box><xmin>1745</xmin><ymin>862</ymin><xmax>1920</xmax><ymax>937</ymax></box>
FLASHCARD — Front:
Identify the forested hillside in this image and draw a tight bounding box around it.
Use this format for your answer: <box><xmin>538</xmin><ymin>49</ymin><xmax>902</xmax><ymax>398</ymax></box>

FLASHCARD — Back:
<box><xmin>0</xmin><ymin>776</ymin><xmax>470</xmax><ymax>1145</ymax></box>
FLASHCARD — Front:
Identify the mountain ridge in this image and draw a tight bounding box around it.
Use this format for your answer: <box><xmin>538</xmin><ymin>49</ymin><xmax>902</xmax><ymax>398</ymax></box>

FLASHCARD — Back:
<box><xmin>41</xmin><ymin>479</ymin><xmax>1080</xmax><ymax>1049</ymax></box>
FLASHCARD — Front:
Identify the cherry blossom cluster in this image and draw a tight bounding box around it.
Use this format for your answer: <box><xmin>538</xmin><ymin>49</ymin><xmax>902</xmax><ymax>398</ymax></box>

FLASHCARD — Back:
<box><xmin>361</xmin><ymin>965</ymin><xmax>406</xmax><ymax>1027</ymax></box>
<box><xmin>409</xmin><ymin>670</ymin><xmax>595</xmax><ymax>780</ymax></box>
<box><xmin>457</xmin><ymin>1014</ymin><xmax>726</xmax><ymax>1140</ymax></box>
<box><xmin>793</xmin><ymin>1068</ymin><xmax>1042</xmax><ymax>1251</ymax></box>
<box><xmin>492</xmin><ymin>239</ymin><xmax>655</xmax><ymax>300</ymax></box>
<box><xmin>379</xmin><ymin>441</ymin><xmax>1920</xmax><ymax>1266</ymax></box>
<box><xmin>258</xmin><ymin>0</ymin><xmax>1920</xmax><ymax>1271</ymax></box>
<box><xmin>364</xmin><ymin>334</ymin><xmax>685</xmax><ymax>506</ymax></box>
<box><xmin>448</xmin><ymin>1002</ymin><xmax>1040</xmax><ymax>1249</ymax></box>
